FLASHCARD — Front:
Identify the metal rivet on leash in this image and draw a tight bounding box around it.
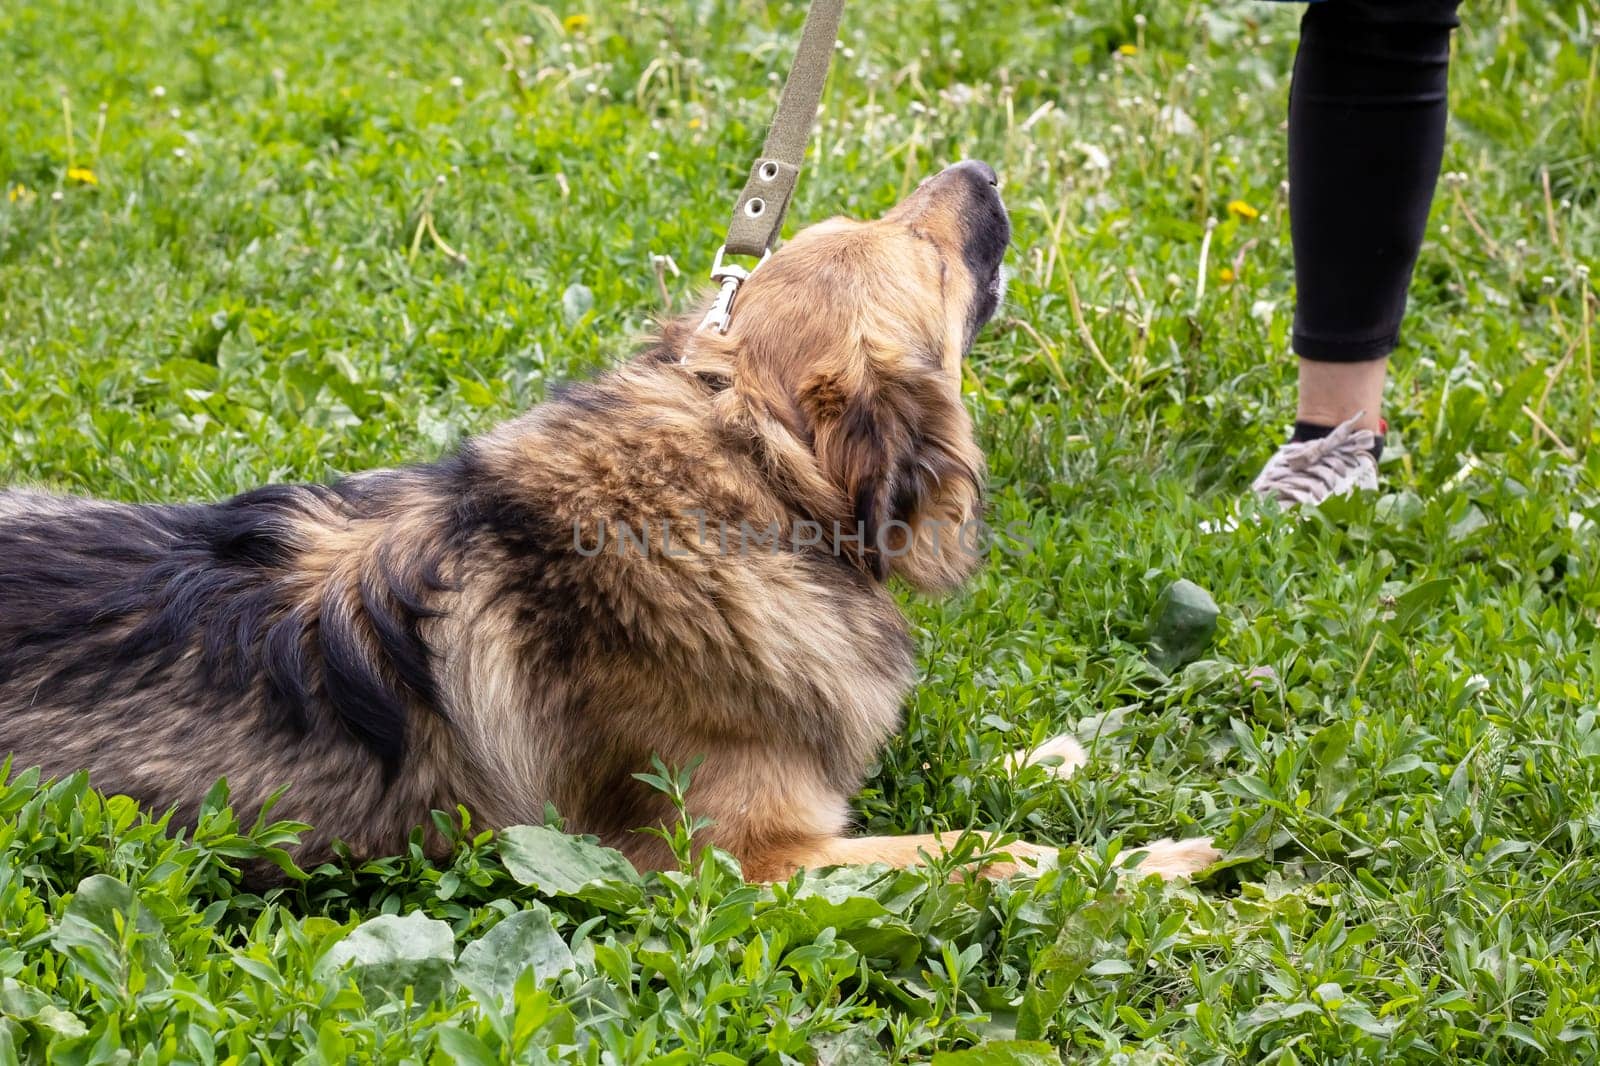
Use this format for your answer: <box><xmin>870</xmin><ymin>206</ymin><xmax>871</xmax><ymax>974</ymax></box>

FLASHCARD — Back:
<box><xmin>697</xmin><ymin>0</ymin><xmax>844</xmax><ymax>335</ymax></box>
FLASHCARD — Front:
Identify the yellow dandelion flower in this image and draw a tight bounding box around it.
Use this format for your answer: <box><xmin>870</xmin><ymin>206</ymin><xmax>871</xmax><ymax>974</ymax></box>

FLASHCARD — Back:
<box><xmin>562</xmin><ymin>13</ymin><xmax>590</xmax><ymax>33</ymax></box>
<box><xmin>1227</xmin><ymin>199</ymin><xmax>1259</xmax><ymax>221</ymax></box>
<box><xmin>1219</xmin><ymin>267</ymin><xmax>1236</xmax><ymax>284</ymax></box>
<box><xmin>67</xmin><ymin>167</ymin><xmax>99</xmax><ymax>186</ymax></box>
<box><xmin>688</xmin><ymin>117</ymin><xmax>701</xmax><ymax>129</ymax></box>
<box><xmin>7</xmin><ymin>183</ymin><xmax>29</xmax><ymax>203</ymax></box>
<box><xmin>1117</xmin><ymin>43</ymin><xmax>1138</xmax><ymax>56</ymax></box>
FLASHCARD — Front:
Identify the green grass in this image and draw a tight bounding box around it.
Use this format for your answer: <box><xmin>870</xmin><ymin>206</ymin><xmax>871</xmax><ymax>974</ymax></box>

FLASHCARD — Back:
<box><xmin>3</xmin><ymin>0</ymin><xmax>1600</xmax><ymax>1061</ymax></box>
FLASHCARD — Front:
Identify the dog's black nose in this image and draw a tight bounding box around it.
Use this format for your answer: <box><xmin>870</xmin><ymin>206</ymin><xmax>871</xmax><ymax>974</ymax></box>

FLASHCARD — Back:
<box><xmin>946</xmin><ymin>160</ymin><xmax>998</xmax><ymax>187</ymax></box>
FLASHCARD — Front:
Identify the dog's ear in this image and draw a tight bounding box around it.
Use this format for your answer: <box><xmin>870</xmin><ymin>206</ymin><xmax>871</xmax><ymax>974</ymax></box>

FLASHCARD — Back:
<box><xmin>813</xmin><ymin>387</ymin><xmax>901</xmax><ymax>580</ymax></box>
<box><xmin>805</xmin><ymin>368</ymin><xmax>983</xmax><ymax>590</ymax></box>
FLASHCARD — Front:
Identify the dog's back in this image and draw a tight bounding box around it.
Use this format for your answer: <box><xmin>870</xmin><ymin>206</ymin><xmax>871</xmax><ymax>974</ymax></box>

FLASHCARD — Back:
<box><xmin>0</xmin><ymin>483</ymin><xmax>449</xmax><ymax>858</ymax></box>
<box><xmin>0</xmin><ymin>355</ymin><xmax>921</xmax><ymax>874</ymax></box>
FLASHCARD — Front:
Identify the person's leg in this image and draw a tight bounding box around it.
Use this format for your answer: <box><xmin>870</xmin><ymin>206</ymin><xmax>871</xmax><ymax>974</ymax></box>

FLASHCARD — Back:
<box><xmin>1256</xmin><ymin>0</ymin><xmax>1461</xmax><ymax>503</ymax></box>
<box><xmin>1296</xmin><ymin>359</ymin><xmax>1390</xmax><ymax>432</ymax></box>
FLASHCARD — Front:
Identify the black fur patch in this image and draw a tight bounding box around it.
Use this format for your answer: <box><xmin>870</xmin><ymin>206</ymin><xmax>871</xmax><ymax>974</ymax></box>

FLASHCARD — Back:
<box><xmin>444</xmin><ymin>447</ymin><xmax>635</xmax><ymax>669</ymax></box>
<box><xmin>0</xmin><ymin>477</ymin><xmax>452</xmax><ymax>775</ymax></box>
<box><xmin>548</xmin><ymin>380</ymin><xmax>622</xmax><ymax>415</ymax></box>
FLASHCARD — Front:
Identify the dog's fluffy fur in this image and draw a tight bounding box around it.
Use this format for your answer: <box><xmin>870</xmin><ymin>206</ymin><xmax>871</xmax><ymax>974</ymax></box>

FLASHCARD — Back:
<box><xmin>0</xmin><ymin>163</ymin><xmax>1216</xmax><ymax>880</ymax></box>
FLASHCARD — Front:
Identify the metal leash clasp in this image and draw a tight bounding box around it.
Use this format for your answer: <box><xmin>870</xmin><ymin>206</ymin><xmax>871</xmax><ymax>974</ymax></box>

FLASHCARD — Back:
<box><xmin>698</xmin><ymin>245</ymin><xmax>770</xmax><ymax>335</ymax></box>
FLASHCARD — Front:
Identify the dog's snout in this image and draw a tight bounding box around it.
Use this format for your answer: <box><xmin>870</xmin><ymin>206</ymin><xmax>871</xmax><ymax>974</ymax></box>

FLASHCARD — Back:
<box><xmin>946</xmin><ymin>160</ymin><xmax>998</xmax><ymax>187</ymax></box>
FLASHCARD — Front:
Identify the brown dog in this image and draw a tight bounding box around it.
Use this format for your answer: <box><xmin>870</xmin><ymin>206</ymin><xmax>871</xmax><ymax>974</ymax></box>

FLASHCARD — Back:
<box><xmin>0</xmin><ymin>162</ymin><xmax>1216</xmax><ymax>880</ymax></box>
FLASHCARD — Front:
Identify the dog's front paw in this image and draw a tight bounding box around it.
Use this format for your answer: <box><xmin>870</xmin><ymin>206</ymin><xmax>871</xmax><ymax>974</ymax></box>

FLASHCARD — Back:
<box><xmin>1008</xmin><ymin>733</ymin><xmax>1088</xmax><ymax>780</ymax></box>
<box><xmin>1127</xmin><ymin>837</ymin><xmax>1221</xmax><ymax>880</ymax></box>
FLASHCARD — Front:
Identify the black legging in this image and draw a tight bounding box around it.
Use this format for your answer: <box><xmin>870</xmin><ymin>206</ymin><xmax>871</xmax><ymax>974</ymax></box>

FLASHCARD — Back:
<box><xmin>1289</xmin><ymin>0</ymin><xmax>1462</xmax><ymax>362</ymax></box>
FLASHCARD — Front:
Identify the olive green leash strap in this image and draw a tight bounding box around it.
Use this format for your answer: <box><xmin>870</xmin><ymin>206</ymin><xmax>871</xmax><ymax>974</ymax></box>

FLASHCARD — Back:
<box><xmin>700</xmin><ymin>0</ymin><xmax>845</xmax><ymax>333</ymax></box>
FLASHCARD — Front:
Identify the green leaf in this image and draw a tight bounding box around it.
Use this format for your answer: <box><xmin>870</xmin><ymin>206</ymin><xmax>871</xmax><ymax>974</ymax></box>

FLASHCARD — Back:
<box><xmin>0</xmin><ymin>979</ymin><xmax>87</xmax><ymax>1041</ymax></box>
<box><xmin>455</xmin><ymin>906</ymin><xmax>575</xmax><ymax>1008</ymax></box>
<box><xmin>1239</xmin><ymin>999</ymin><xmax>1322</xmax><ymax>1031</ymax></box>
<box><xmin>1389</xmin><ymin>577</ymin><xmax>1454</xmax><ymax>633</ymax></box>
<box><xmin>931</xmin><ymin>1041</ymin><xmax>1060</xmax><ymax>1065</ymax></box>
<box><xmin>1310</xmin><ymin>721</ymin><xmax>1356</xmax><ymax>816</ymax></box>
<box><xmin>497</xmin><ymin>825</ymin><xmax>642</xmax><ymax>906</ymax></box>
<box><xmin>53</xmin><ymin>875</ymin><xmax>175</xmax><ymax>996</ymax></box>
<box><xmin>1482</xmin><ymin>839</ymin><xmax>1532</xmax><ymax>865</ymax></box>
<box><xmin>788</xmin><ymin>888</ymin><xmax>920</xmax><ymax>967</ymax></box>
<box><xmin>317</xmin><ymin>912</ymin><xmax>455</xmax><ymax>1006</ymax></box>
<box><xmin>1086</xmin><ymin>958</ymin><xmax>1135</xmax><ymax>976</ymax></box>
<box><xmin>1381</xmin><ymin>754</ymin><xmax>1425</xmax><ymax>777</ymax></box>
<box><xmin>811</xmin><ymin>1023</ymin><xmax>891</xmax><ymax>1065</ymax></box>
<box><xmin>434</xmin><ymin>1026</ymin><xmax>500</xmax><ymax>1066</ymax></box>
<box><xmin>1017</xmin><ymin>896</ymin><xmax>1126</xmax><ymax>1040</ymax></box>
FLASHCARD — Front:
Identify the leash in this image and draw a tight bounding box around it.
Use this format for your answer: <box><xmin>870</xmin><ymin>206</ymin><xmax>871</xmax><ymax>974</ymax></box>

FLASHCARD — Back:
<box><xmin>699</xmin><ymin>0</ymin><xmax>845</xmax><ymax>333</ymax></box>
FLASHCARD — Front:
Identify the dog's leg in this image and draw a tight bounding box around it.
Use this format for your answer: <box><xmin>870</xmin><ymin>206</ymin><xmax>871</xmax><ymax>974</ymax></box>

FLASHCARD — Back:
<box><xmin>1123</xmin><ymin>837</ymin><xmax>1223</xmax><ymax>878</ymax></box>
<box><xmin>713</xmin><ymin>740</ymin><xmax>1218</xmax><ymax>883</ymax></box>
<box><xmin>749</xmin><ymin>830</ymin><xmax>1218</xmax><ymax>882</ymax></box>
<box><xmin>749</xmin><ymin>832</ymin><xmax>1051</xmax><ymax>881</ymax></box>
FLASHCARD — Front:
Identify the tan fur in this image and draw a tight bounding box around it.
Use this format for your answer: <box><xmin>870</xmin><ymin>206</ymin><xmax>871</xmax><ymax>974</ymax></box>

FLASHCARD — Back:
<box><xmin>0</xmin><ymin>165</ymin><xmax>1217</xmax><ymax>882</ymax></box>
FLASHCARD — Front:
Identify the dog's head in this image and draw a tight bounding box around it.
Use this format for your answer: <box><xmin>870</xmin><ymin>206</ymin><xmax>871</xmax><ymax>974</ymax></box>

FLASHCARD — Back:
<box><xmin>684</xmin><ymin>162</ymin><xmax>1010</xmax><ymax>591</ymax></box>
